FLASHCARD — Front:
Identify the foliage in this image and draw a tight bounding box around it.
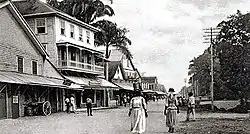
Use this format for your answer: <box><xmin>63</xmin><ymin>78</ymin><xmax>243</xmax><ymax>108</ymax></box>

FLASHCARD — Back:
<box><xmin>92</xmin><ymin>20</ymin><xmax>132</xmax><ymax>58</ymax></box>
<box><xmin>215</xmin><ymin>10</ymin><xmax>250</xmax><ymax>99</ymax></box>
<box><xmin>47</xmin><ymin>0</ymin><xmax>114</xmax><ymax>24</ymax></box>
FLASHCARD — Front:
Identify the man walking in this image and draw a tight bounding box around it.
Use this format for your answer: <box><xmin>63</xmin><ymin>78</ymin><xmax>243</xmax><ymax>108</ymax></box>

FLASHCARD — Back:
<box><xmin>186</xmin><ymin>92</ymin><xmax>196</xmax><ymax>121</ymax></box>
<box><xmin>86</xmin><ymin>97</ymin><xmax>93</xmax><ymax>116</ymax></box>
<box><xmin>65</xmin><ymin>96</ymin><xmax>70</xmax><ymax>114</ymax></box>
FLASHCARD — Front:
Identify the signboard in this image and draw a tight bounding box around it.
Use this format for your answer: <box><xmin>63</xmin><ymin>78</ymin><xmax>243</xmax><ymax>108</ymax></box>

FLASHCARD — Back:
<box><xmin>13</xmin><ymin>96</ymin><xmax>18</xmax><ymax>104</ymax></box>
<box><xmin>89</xmin><ymin>80</ymin><xmax>101</xmax><ymax>86</ymax></box>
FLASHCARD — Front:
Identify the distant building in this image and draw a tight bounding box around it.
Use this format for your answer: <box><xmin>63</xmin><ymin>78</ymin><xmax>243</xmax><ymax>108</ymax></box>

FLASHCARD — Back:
<box><xmin>141</xmin><ymin>76</ymin><xmax>158</xmax><ymax>91</ymax></box>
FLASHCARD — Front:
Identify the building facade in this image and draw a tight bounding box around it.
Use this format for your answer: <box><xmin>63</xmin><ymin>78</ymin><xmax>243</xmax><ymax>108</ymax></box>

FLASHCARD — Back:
<box><xmin>13</xmin><ymin>0</ymin><xmax>118</xmax><ymax>109</ymax></box>
<box><xmin>0</xmin><ymin>0</ymin><xmax>71</xmax><ymax>118</ymax></box>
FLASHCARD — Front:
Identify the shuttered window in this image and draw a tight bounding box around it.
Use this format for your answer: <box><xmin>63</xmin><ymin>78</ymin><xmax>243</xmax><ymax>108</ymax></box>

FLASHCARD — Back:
<box><xmin>17</xmin><ymin>56</ymin><xmax>23</xmax><ymax>73</ymax></box>
<box><xmin>32</xmin><ymin>61</ymin><xmax>38</xmax><ymax>75</ymax></box>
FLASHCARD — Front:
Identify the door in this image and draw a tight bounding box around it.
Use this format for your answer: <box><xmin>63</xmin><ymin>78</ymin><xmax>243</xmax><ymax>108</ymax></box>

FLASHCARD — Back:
<box><xmin>0</xmin><ymin>93</ymin><xmax>6</xmax><ymax>118</ymax></box>
<box><xmin>12</xmin><ymin>95</ymin><xmax>19</xmax><ymax>119</ymax></box>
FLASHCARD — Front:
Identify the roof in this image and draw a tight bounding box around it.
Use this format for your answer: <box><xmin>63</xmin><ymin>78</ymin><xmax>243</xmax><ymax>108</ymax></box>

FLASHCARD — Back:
<box><xmin>0</xmin><ymin>0</ymin><xmax>49</xmax><ymax>58</ymax></box>
<box><xmin>13</xmin><ymin>0</ymin><xmax>100</xmax><ymax>32</ymax></box>
<box><xmin>114</xmin><ymin>82</ymin><xmax>134</xmax><ymax>91</ymax></box>
<box><xmin>141</xmin><ymin>76</ymin><xmax>158</xmax><ymax>83</ymax></box>
<box><xmin>108</xmin><ymin>61</ymin><xmax>120</xmax><ymax>80</ymax></box>
<box><xmin>106</xmin><ymin>61</ymin><xmax>127</xmax><ymax>80</ymax></box>
<box><xmin>64</xmin><ymin>76</ymin><xmax>118</xmax><ymax>89</ymax></box>
<box><xmin>0</xmin><ymin>70</ymin><xmax>67</xmax><ymax>88</ymax></box>
<box><xmin>108</xmin><ymin>49</ymin><xmax>123</xmax><ymax>61</ymax></box>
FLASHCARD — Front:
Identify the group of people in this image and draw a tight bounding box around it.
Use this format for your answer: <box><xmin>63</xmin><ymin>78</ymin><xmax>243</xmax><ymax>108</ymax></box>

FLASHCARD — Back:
<box><xmin>65</xmin><ymin>95</ymin><xmax>93</xmax><ymax>116</ymax></box>
<box><xmin>65</xmin><ymin>95</ymin><xmax>76</xmax><ymax>114</ymax></box>
<box><xmin>128</xmin><ymin>88</ymin><xmax>196</xmax><ymax>134</ymax></box>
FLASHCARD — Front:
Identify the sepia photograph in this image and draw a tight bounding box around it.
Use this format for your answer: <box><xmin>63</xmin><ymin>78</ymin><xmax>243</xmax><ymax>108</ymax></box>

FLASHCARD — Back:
<box><xmin>0</xmin><ymin>0</ymin><xmax>249</xmax><ymax>133</ymax></box>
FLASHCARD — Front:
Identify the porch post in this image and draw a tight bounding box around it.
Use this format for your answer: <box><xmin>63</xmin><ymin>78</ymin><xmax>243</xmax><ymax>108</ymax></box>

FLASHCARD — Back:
<box><xmin>66</xmin><ymin>44</ymin><xmax>69</xmax><ymax>66</ymax></box>
<box><xmin>5</xmin><ymin>84</ymin><xmax>8</xmax><ymax>118</ymax></box>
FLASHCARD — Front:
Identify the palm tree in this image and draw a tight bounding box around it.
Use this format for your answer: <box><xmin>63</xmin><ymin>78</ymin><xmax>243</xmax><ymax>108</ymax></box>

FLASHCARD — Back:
<box><xmin>47</xmin><ymin>0</ymin><xmax>114</xmax><ymax>24</ymax></box>
<box><xmin>92</xmin><ymin>20</ymin><xmax>132</xmax><ymax>59</ymax></box>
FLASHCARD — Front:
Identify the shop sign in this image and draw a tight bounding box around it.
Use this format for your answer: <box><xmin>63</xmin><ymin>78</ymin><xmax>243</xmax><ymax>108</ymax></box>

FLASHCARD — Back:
<box><xmin>89</xmin><ymin>80</ymin><xmax>101</xmax><ymax>86</ymax></box>
<box><xmin>13</xmin><ymin>96</ymin><xmax>18</xmax><ymax>103</ymax></box>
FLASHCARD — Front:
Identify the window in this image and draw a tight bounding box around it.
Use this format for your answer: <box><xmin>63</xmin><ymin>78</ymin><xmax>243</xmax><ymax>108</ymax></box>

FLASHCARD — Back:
<box><xmin>17</xmin><ymin>56</ymin><xmax>23</xmax><ymax>73</ymax></box>
<box><xmin>32</xmin><ymin>61</ymin><xmax>38</xmax><ymax>75</ymax></box>
<box><xmin>60</xmin><ymin>20</ymin><xmax>65</xmax><ymax>35</ymax></box>
<box><xmin>36</xmin><ymin>18</ymin><xmax>46</xmax><ymax>34</ymax></box>
<box><xmin>70</xmin><ymin>24</ymin><xmax>74</xmax><ymax>38</ymax></box>
<box><xmin>79</xmin><ymin>27</ymin><xmax>83</xmax><ymax>41</ymax></box>
<box><xmin>127</xmin><ymin>60</ymin><xmax>130</xmax><ymax>67</ymax></box>
<box><xmin>86</xmin><ymin>31</ymin><xmax>90</xmax><ymax>44</ymax></box>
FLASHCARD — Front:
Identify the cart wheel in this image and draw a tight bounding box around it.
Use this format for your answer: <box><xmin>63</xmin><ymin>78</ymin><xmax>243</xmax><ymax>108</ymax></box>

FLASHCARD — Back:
<box><xmin>42</xmin><ymin>101</ymin><xmax>51</xmax><ymax>116</ymax></box>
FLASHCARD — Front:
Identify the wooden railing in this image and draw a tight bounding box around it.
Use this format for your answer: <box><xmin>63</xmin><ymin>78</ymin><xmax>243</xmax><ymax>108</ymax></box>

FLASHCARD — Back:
<box><xmin>59</xmin><ymin>60</ymin><xmax>104</xmax><ymax>74</ymax></box>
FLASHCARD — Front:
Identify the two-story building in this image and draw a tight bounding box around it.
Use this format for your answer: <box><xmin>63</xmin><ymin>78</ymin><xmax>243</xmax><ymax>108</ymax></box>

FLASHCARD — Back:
<box><xmin>0</xmin><ymin>0</ymin><xmax>78</xmax><ymax>119</ymax></box>
<box><xmin>13</xmin><ymin>0</ymin><xmax>118</xmax><ymax>108</ymax></box>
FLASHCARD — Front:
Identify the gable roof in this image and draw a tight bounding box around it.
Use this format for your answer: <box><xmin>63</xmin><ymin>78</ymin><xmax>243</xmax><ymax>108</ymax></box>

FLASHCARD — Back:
<box><xmin>106</xmin><ymin>61</ymin><xmax>127</xmax><ymax>81</ymax></box>
<box><xmin>0</xmin><ymin>0</ymin><xmax>66</xmax><ymax>79</ymax></box>
<box><xmin>13</xmin><ymin>0</ymin><xmax>100</xmax><ymax>32</ymax></box>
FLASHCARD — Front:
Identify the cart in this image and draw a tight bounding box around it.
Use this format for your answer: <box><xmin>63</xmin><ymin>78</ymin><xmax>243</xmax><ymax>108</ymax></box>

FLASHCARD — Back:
<box><xmin>25</xmin><ymin>101</ymin><xmax>52</xmax><ymax>116</ymax></box>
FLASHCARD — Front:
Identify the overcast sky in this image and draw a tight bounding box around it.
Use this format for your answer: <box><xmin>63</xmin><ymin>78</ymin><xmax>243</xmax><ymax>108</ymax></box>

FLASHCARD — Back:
<box><xmin>99</xmin><ymin>0</ymin><xmax>250</xmax><ymax>92</ymax></box>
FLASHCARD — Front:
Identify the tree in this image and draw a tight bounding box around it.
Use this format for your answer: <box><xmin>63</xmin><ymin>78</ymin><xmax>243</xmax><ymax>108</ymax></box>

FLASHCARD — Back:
<box><xmin>215</xmin><ymin>10</ymin><xmax>250</xmax><ymax>100</ymax></box>
<box><xmin>92</xmin><ymin>20</ymin><xmax>132</xmax><ymax>59</ymax></box>
<box><xmin>47</xmin><ymin>0</ymin><xmax>114</xmax><ymax>24</ymax></box>
<box><xmin>188</xmin><ymin>48</ymin><xmax>232</xmax><ymax>100</ymax></box>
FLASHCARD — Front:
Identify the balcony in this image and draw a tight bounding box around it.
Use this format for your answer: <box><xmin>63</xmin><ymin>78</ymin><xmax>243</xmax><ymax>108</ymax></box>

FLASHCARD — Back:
<box><xmin>57</xmin><ymin>43</ymin><xmax>105</xmax><ymax>75</ymax></box>
<box><xmin>58</xmin><ymin>60</ymin><xmax>104</xmax><ymax>75</ymax></box>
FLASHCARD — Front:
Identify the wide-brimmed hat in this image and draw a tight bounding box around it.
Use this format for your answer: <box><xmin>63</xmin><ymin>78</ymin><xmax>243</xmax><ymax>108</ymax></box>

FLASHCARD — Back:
<box><xmin>168</xmin><ymin>88</ymin><xmax>175</xmax><ymax>92</ymax></box>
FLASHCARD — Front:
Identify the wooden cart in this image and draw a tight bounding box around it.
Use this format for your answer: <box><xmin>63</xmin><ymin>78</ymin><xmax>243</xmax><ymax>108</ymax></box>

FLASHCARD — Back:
<box><xmin>25</xmin><ymin>101</ymin><xmax>52</xmax><ymax>116</ymax></box>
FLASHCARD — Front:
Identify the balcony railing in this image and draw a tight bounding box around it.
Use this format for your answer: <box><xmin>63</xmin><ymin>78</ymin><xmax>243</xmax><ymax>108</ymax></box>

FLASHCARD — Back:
<box><xmin>59</xmin><ymin>60</ymin><xmax>104</xmax><ymax>74</ymax></box>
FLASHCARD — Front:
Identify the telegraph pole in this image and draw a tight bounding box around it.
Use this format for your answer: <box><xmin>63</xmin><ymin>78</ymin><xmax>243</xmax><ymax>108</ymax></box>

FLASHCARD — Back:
<box><xmin>203</xmin><ymin>27</ymin><xmax>220</xmax><ymax>112</ymax></box>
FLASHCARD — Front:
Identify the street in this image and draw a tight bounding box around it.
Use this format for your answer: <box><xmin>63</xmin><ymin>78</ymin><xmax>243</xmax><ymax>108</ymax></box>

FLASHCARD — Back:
<box><xmin>0</xmin><ymin>100</ymin><xmax>249</xmax><ymax>134</ymax></box>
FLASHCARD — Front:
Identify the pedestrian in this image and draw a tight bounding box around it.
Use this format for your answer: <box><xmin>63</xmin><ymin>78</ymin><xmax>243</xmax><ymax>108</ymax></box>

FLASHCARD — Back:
<box><xmin>186</xmin><ymin>92</ymin><xmax>195</xmax><ymax>121</ymax></box>
<box><xmin>70</xmin><ymin>95</ymin><xmax>76</xmax><ymax>113</ymax></box>
<box><xmin>65</xmin><ymin>96</ymin><xmax>70</xmax><ymax>114</ymax></box>
<box><xmin>164</xmin><ymin>88</ymin><xmax>179</xmax><ymax>133</ymax></box>
<box><xmin>123</xmin><ymin>95</ymin><xmax>128</xmax><ymax>107</ymax></box>
<box><xmin>128</xmin><ymin>89</ymin><xmax>148</xmax><ymax>134</ymax></box>
<box><xmin>86</xmin><ymin>97</ymin><xmax>93</xmax><ymax>116</ymax></box>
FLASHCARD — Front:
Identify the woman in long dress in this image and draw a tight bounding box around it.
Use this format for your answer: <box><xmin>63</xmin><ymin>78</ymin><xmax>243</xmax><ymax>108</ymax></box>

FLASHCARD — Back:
<box><xmin>164</xmin><ymin>88</ymin><xmax>179</xmax><ymax>133</ymax></box>
<box><xmin>128</xmin><ymin>90</ymin><xmax>148</xmax><ymax>134</ymax></box>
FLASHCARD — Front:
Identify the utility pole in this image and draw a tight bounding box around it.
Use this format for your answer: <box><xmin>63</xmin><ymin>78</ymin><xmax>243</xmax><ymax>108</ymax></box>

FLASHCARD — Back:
<box><xmin>203</xmin><ymin>27</ymin><xmax>220</xmax><ymax>112</ymax></box>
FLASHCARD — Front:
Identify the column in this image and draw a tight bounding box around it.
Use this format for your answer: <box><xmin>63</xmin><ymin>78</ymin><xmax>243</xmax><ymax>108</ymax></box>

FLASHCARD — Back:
<box><xmin>66</xmin><ymin>45</ymin><xmax>69</xmax><ymax>67</ymax></box>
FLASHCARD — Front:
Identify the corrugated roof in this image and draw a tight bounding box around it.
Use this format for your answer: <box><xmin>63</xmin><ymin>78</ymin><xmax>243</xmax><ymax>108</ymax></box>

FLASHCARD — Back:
<box><xmin>114</xmin><ymin>82</ymin><xmax>134</xmax><ymax>91</ymax></box>
<box><xmin>64</xmin><ymin>76</ymin><xmax>118</xmax><ymax>89</ymax></box>
<box><xmin>108</xmin><ymin>49</ymin><xmax>123</xmax><ymax>61</ymax></box>
<box><xmin>0</xmin><ymin>71</ymin><xmax>66</xmax><ymax>88</ymax></box>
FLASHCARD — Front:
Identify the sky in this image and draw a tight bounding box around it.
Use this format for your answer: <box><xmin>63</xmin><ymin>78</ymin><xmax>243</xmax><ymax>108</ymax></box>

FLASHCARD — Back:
<box><xmin>40</xmin><ymin>0</ymin><xmax>250</xmax><ymax>93</ymax></box>
<box><xmin>99</xmin><ymin>0</ymin><xmax>250</xmax><ymax>92</ymax></box>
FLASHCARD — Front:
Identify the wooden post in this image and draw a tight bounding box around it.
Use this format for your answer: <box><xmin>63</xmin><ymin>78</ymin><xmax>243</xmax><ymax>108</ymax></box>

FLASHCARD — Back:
<box><xmin>5</xmin><ymin>84</ymin><xmax>8</xmax><ymax>118</ymax></box>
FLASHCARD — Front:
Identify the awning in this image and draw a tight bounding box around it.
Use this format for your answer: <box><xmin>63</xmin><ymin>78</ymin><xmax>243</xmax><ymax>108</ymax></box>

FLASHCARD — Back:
<box><xmin>0</xmin><ymin>71</ymin><xmax>67</xmax><ymax>88</ymax></box>
<box><xmin>64</xmin><ymin>76</ymin><xmax>119</xmax><ymax>90</ymax></box>
<box><xmin>114</xmin><ymin>82</ymin><xmax>134</xmax><ymax>91</ymax></box>
<box><xmin>155</xmin><ymin>91</ymin><xmax>167</xmax><ymax>95</ymax></box>
<box><xmin>142</xmin><ymin>90</ymin><xmax>155</xmax><ymax>93</ymax></box>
